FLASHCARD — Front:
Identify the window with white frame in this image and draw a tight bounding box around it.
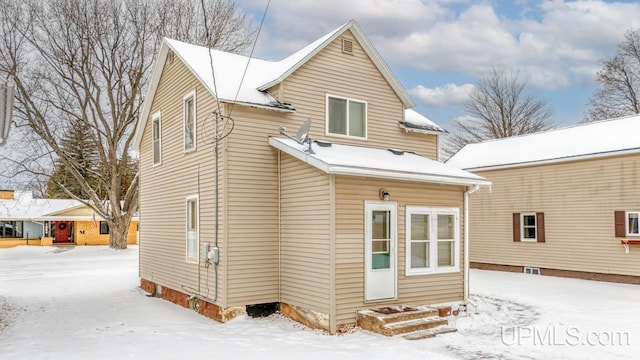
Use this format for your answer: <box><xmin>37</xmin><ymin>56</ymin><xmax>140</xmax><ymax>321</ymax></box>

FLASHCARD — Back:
<box><xmin>186</xmin><ymin>196</ymin><xmax>199</xmax><ymax>263</ymax></box>
<box><xmin>627</xmin><ymin>211</ymin><xmax>640</xmax><ymax>236</ymax></box>
<box><xmin>326</xmin><ymin>95</ymin><xmax>366</xmax><ymax>138</ymax></box>
<box><xmin>183</xmin><ymin>91</ymin><xmax>196</xmax><ymax>151</ymax></box>
<box><xmin>520</xmin><ymin>213</ymin><xmax>537</xmax><ymax>242</ymax></box>
<box><xmin>406</xmin><ymin>206</ymin><xmax>459</xmax><ymax>275</ymax></box>
<box><xmin>152</xmin><ymin>112</ymin><xmax>161</xmax><ymax>165</ymax></box>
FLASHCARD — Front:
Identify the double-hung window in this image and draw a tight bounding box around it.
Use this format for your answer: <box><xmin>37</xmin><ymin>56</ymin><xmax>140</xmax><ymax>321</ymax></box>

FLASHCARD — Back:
<box><xmin>186</xmin><ymin>196</ymin><xmax>199</xmax><ymax>263</ymax></box>
<box><xmin>151</xmin><ymin>112</ymin><xmax>161</xmax><ymax>165</ymax></box>
<box><xmin>513</xmin><ymin>212</ymin><xmax>545</xmax><ymax>243</ymax></box>
<box><xmin>326</xmin><ymin>95</ymin><xmax>366</xmax><ymax>138</ymax></box>
<box><xmin>183</xmin><ymin>91</ymin><xmax>196</xmax><ymax>152</ymax></box>
<box><xmin>406</xmin><ymin>206</ymin><xmax>460</xmax><ymax>275</ymax></box>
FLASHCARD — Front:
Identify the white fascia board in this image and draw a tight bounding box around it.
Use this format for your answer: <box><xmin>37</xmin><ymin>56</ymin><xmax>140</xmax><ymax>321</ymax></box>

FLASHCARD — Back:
<box><xmin>327</xmin><ymin>166</ymin><xmax>491</xmax><ymax>187</ymax></box>
<box><xmin>399</xmin><ymin>124</ymin><xmax>445</xmax><ymax>136</ymax></box>
<box><xmin>269</xmin><ymin>137</ymin><xmax>490</xmax><ymax>187</ymax></box>
<box><xmin>463</xmin><ymin>147</ymin><xmax>640</xmax><ymax>172</ymax></box>
<box><xmin>133</xmin><ymin>41</ymin><xmax>169</xmax><ymax>150</ymax></box>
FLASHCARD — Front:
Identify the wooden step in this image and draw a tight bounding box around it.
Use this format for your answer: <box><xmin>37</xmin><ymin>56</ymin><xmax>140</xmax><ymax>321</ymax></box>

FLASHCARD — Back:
<box><xmin>383</xmin><ymin>316</ymin><xmax>448</xmax><ymax>335</ymax></box>
<box><xmin>358</xmin><ymin>307</ymin><xmax>438</xmax><ymax>325</ymax></box>
<box><xmin>402</xmin><ymin>325</ymin><xmax>457</xmax><ymax>340</ymax></box>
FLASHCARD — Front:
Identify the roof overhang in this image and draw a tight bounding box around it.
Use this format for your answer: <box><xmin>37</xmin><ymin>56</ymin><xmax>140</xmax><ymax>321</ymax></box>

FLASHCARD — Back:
<box><xmin>257</xmin><ymin>20</ymin><xmax>415</xmax><ymax>109</ymax></box>
<box><xmin>461</xmin><ymin>147</ymin><xmax>640</xmax><ymax>172</ymax></box>
<box><xmin>269</xmin><ymin>137</ymin><xmax>490</xmax><ymax>187</ymax></box>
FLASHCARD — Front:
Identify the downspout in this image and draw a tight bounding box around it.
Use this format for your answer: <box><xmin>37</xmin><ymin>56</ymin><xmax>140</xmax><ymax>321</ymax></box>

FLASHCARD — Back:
<box><xmin>464</xmin><ymin>184</ymin><xmax>481</xmax><ymax>303</ymax></box>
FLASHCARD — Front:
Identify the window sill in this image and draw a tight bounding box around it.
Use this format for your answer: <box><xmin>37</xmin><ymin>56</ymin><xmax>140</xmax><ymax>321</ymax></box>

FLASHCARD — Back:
<box><xmin>406</xmin><ymin>267</ymin><xmax>460</xmax><ymax>276</ymax></box>
<box><xmin>325</xmin><ymin>132</ymin><xmax>367</xmax><ymax>141</ymax></box>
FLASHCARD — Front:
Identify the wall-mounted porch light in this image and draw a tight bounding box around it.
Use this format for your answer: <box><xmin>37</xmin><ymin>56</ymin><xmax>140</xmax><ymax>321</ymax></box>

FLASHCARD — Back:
<box><xmin>379</xmin><ymin>188</ymin><xmax>390</xmax><ymax>201</ymax></box>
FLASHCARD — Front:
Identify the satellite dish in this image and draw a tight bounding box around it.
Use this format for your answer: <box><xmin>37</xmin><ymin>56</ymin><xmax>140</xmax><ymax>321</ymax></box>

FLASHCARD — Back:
<box><xmin>278</xmin><ymin>117</ymin><xmax>314</xmax><ymax>154</ymax></box>
<box><xmin>296</xmin><ymin>117</ymin><xmax>312</xmax><ymax>144</ymax></box>
<box><xmin>0</xmin><ymin>79</ymin><xmax>15</xmax><ymax>147</ymax></box>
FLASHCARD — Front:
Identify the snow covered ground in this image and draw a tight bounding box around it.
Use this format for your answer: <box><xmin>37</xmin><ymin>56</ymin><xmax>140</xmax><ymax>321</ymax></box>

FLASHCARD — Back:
<box><xmin>1</xmin><ymin>246</ymin><xmax>638</xmax><ymax>359</ymax></box>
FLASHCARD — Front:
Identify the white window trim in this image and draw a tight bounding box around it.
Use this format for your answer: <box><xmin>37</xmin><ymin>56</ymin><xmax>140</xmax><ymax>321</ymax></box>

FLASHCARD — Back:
<box><xmin>405</xmin><ymin>206</ymin><xmax>460</xmax><ymax>276</ymax></box>
<box><xmin>185</xmin><ymin>195</ymin><xmax>199</xmax><ymax>264</ymax></box>
<box><xmin>183</xmin><ymin>90</ymin><xmax>197</xmax><ymax>152</ymax></box>
<box><xmin>325</xmin><ymin>94</ymin><xmax>368</xmax><ymax>140</ymax></box>
<box><xmin>151</xmin><ymin>111</ymin><xmax>162</xmax><ymax>166</ymax></box>
<box><xmin>520</xmin><ymin>213</ymin><xmax>537</xmax><ymax>242</ymax></box>
<box><xmin>626</xmin><ymin>211</ymin><xmax>640</xmax><ymax>236</ymax></box>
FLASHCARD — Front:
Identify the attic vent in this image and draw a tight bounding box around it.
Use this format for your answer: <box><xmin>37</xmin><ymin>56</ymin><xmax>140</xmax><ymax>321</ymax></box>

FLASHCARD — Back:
<box><xmin>388</xmin><ymin>149</ymin><xmax>404</xmax><ymax>156</ymax></box>
<box><xmin>342</xmin><ymin>38</ymin><xmax>353</xmax><ymax>54</ymax></box>
<box><xmin>167</xmin><ymin>50</ymin><xmax>175</xmax><ymax>64</ymax></box>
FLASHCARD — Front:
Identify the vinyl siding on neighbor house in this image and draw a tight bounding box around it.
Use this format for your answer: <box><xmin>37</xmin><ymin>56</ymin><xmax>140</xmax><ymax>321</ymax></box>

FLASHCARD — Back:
<box><xmin>138</xmin><ymin>57</ymin><xmax>227</xmax><ymax>306</ymax></box>
<box><xmin>279</xmin><ymin>153</ymin><xmax>332</xmax><ymax>317</ymax></box>
<box><xmin>334</xmin><ymin>176</ymin><xmax>465</xmax><ymax>325</ymax></box>
<box><xmin>469</xmin><ymin>152</ymin><xmax>640</xmax><ymax>276</ymax></box>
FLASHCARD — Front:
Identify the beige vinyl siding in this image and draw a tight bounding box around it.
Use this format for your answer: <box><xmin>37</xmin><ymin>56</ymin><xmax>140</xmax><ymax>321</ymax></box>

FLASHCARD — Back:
<box><xmin>224</xmin><ymin>106</ymin><xmax>288</xmax><ymax>305</ymax></box>
<box><xmin>277</xmin><ymin>30</ymin><xmax>438</xmax><ymax>160</ymax></box>
<box><xmin>334</xmin><ymin>176</ymin><xmax>465</xmax><ymax>325</ymax></box>
<box><xmin>279</xmin><ymin>153</ymin><xmax>332</xmax><ymax>315</ymax></box>
<box><xmin>138</xmin><ymin>57</ymin><xmax>227</xmax><ymax>306</ymax></box>
<box><xmin>469</xmin><ymin>153</ymin><xmax>640</xmax><ymax>276</ymax></box>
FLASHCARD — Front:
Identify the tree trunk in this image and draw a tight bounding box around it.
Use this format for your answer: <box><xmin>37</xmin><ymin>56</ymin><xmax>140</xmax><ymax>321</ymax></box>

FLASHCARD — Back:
<box><xmin>109</xmin><ymin>219</ymin><xmax>130</xmax><ymax>249</ymax></box>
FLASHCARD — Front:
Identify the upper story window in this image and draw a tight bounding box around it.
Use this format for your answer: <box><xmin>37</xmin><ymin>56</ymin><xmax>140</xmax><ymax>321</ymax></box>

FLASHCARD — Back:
<box><xmin>326</xmin><ymin>95</ymin><xmax>367</xmax><ymax>139</ymax></box>
<box><xmin>151</xmin><ymin>112</ymin><xmax>161</xmax><ymax>165</ymax></box>
<box><xmin>184</xmin><ymin>91</ymin><xmax>196</xmax><ymax>152</ymax></box>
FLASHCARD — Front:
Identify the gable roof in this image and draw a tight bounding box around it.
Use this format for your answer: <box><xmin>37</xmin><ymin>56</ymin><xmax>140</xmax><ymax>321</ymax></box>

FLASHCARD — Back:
<box><xmin>0</xmin><ymin>195</ymin><xmax>82</xmax><ymax>221</ymax></box>
<box><xmin>269</xmin><ymin>137</ymin><xmax>489</xmax><ymax>186</ymax></box>
<box><xmin>446</xmin><ymin>114</ymin><xmax>640</xmax><ymax>171</ymax></box>
<box><xmin>134</xmin><ymin>20</ymin><xmax>416</xmax><ymax>149</ymax></box>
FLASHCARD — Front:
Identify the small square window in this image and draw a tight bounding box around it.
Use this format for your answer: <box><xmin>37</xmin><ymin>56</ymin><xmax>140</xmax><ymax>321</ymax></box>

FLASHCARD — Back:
<box><xmin>99</xmin><ymin>221</ymin><xmax>110</xmax><ymax>235</ymax></box>
<box><xmin>521</xmin><ymin>213</ymin><xmax>537</xmax><ymax>241</ymax></box>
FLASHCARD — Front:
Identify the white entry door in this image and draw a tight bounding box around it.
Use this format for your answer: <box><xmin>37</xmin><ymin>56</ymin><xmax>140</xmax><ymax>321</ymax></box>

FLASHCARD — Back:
<box><xmin>365</xmin><ymin>202</ymin><xmax>397</xmax><ymax>301</ymax></box>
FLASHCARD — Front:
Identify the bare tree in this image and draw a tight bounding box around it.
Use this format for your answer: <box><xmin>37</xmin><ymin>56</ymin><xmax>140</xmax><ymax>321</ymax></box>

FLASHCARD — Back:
<box><xmin>445</xmin><ymin>67</ymin><xmax>553</xmax><ymax>158</ymax></box>
<box><xmin>585</xmin><ymin>29</ymin><xmax>640</xmax><ymax>122</ymax></box>
<box><xmin>0</xmin><ymin>0</ymin><xmax>254</xmax><ymax>248</ymax></box>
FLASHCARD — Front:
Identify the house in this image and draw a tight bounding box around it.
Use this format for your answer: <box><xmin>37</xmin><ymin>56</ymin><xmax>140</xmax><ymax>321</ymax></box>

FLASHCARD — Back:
<box><xmin>446</xmin><ymin>115</ymin><xmax>640</xmax><ymax>283</ymax></box>
<box><xmin>132</xmin><ymin>20</ymin><xmax>489</xmax><ymax>334</ymax></box>
<box><xmin>0</xmin><ymin>190</ymin><xmax>138</xmax><ymax>247</ymax></box>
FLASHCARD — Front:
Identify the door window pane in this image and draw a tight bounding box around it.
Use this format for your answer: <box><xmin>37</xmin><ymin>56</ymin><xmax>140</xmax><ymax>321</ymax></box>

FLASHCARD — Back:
<box><xmin>186</xmin><ymin>198</ymin><xmax>198</xmax><ymax>262</ymax></box>
<box><xmin>372</xmin><ymin>211</ymin><xmax>390</xmax><ymax>240</ymax></box>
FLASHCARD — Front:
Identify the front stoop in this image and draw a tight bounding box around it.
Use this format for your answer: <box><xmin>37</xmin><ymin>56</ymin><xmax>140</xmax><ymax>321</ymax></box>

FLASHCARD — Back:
<box><xmin>356</xmin><ymin>305</ymin><xmax>456</xmax><ymax>340</ymax></box>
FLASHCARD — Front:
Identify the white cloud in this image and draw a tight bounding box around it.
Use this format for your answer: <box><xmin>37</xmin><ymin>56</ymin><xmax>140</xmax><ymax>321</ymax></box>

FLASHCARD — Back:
<box><xmin>241</xmin><ymin>0</ymin><xmax>640</xmax><ymax>91</ymax></box>
<box><xmin>410</xmin><ymin>83</ymin><xmax>475</xmax><ymax>109</ymax></box>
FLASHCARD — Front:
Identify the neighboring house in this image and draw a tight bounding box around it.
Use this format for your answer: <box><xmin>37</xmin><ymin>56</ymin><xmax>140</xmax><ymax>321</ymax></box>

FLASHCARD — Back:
<box><xmin>0</xmin><ymin>190</ymin><xmax>138</xmax><ymax>248</ymax></box>
<box><xmin>447</xmin><ymin>115</ymin><xmax>640</xmax><ymax>283</ymax></box>
<box><xmin>133</xmin><ymin>20</ymin><xmax>488</xmax><ymax>334</ymax></box>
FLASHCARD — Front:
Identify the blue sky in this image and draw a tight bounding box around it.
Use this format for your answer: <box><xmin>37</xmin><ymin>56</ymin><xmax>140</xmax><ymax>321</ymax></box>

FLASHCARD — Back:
<box><xmin>237</xmin><ymin>0</ymin><xmax>640</xmax><ymax>130</ymax></box>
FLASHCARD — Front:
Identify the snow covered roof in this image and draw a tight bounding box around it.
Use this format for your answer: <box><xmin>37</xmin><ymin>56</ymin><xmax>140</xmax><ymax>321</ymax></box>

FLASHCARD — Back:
<box><xmin>0</xmin><ymin>194</ymin><xmax>83</xmax><ymax>221</ymax></box>
<box><xmin>134</xmin><ymin>19</ymin><xmax>416</xmax><ymax>149</ymax></box>
<box><xmin>446</xmin><ymin>114</ymin><xmax>640</xmax><ymax>171</ymax></box>
<box><xmin>269</xmin><ymin>137</ymin><xmax>489</xmax><ymax>186</ymax></box>
<box><xmin>400</xmin><ymin>109</ymin><xmax>447</xmax><ymax>134</ymax></box>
